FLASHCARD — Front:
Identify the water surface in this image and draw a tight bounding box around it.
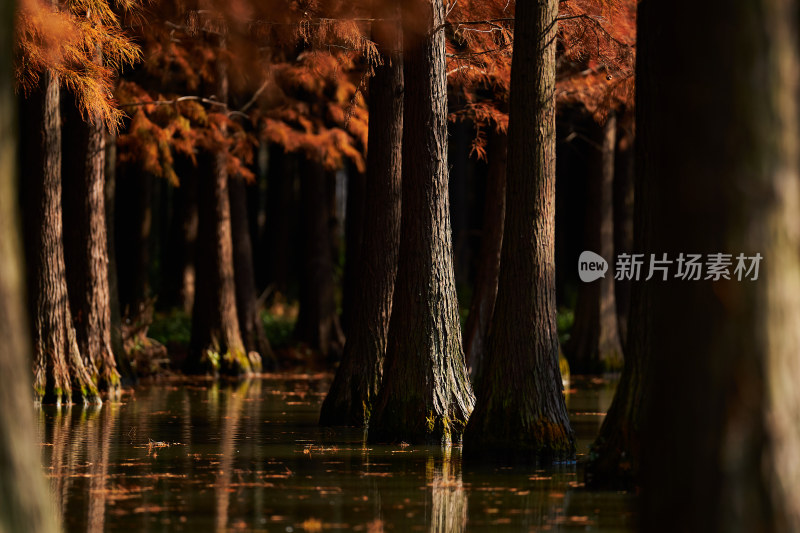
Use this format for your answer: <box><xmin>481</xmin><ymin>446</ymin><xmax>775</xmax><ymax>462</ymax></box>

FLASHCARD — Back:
<box><xmin>38</xmin><ymin>374</ymin><xmax>633</xmax><ymax>532</ymax></box>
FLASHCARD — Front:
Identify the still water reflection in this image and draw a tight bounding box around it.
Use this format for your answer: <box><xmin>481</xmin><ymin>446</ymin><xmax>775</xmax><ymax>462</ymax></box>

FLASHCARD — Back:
<box><xmin>38</xmin><ymin>375</ymin><xmax>632</xmax><ymax>532</ymax></box>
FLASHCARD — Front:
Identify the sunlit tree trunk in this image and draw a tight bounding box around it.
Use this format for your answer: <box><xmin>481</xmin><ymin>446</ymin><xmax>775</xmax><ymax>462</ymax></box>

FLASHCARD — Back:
<box><xmin>463</xmin><ymin>129</ymin><xmax>506</xmax><ymax>384</ymax></box>
<box><xmin>230</xmin><ymin>176</ymin><xmax>273</xmax><ymax>369</ymax></box>
<box><xmin>320</xmin><ymin>10</ymin><xmax>403</xmax><ymax>426</ymax></box>
<box><xmin>367</xmin><ymin>0</ymin><xmax>474</xmax><ymax>444</ymax></box>
<box><xmin>463</xmin><ymin>0</ymin><xmax>574</xmax><ymax>462</ymax></box>
<box><xmin>20</xmin><ymin>66</ymin><xmax>99</xmax><ymax>404</ymax></box>
<box><xmin>0</xmin><ymin>4</ymin><xmax>60</xmax><ymax>523</ymax></box>
<box><xmin>62</xmin><ymin>78</ymin><xmax>121</xmax><ymax>396</ymax></box>
<box><xmin>636</xmin><ymin>0</ymin><xmax>800</xmax><ymax>529</ymax></box>
<box><xmin>188</xmin><ymin>34</ymin><xmax>251</xmax><ymax>376</ymax></box>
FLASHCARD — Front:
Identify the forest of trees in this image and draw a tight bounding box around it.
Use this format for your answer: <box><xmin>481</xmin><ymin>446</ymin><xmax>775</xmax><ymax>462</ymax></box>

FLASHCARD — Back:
<box><xmin>3</xmin><ymin>0</ymin><xmax>800</xmax><ymax>530</ymax></box>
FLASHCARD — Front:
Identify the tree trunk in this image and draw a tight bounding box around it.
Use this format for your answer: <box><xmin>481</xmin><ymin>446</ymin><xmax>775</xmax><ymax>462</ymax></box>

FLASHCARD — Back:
<box><xmin>564</xmin><ymin>114</ymin><xmax>623</xmax><ymax>374</ymax></box>
<box><xmin>293</xmin><ymin>160</ymin><xmax>345</xmax><ymax>358</ymax></box>
<box><xmin>367</xmin><ymin>0</ymin><xmax>474</xmax><ymax>444</ymax></box>
<box><xmin>637</xmin><ymin>0</ymin><xmax>800</xmax><ymax>529</ymax></box>
<box><xmin>0</xmin><ymin>6</ymin><xmax>60</xmax><ymax>525</ymax></box>
<box><xmin>462</xmin><ymin>0</ymin><xmax>574</xmax><ymax>462</ymax></box>
<box><xmin>187</xmin><ymin>35</ymin><xmax>251</xmax><ymax>376</ymax></box>
<box><xmin>463</xmin><ymin>128</ymin><xmax>507</xmax><ymax>385</ymax></box>
<box><xmin>61</xmin><ymin>86</ymin><xmax>121</xmax><ymax>396</ymax></box>
<box><xmin>230</xmin><ymin>176</ymin><xmax>273</xmax><ymax>370</ymax></box>
<box><xmin>319</xmin><ymin>12</ymin><xmax>403</xmax><ymax>427</ymax></box>
<box><xmin>20</xmin><ymin>71</ymin><xmax>99</xmax><ymax>404</ymax></box>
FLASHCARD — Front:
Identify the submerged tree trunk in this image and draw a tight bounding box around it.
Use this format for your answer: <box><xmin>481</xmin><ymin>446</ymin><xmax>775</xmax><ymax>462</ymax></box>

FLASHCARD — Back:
<box><xmin>564</xmin><ymin>114</ymin><xmax>623</xmax><ymax>374</ymax></box>
<box><xmin>637</xmin><ymin>0</ymin><xmax>800</xmax><ymax>529</ymax></box>
<box><xmin>230</xmin><ymin>176</ymin><xmax>273</xmax><ymax>370</ymax></box>
<box><xmin>319</xmin><ymin>12</ymin><xmax>403</xmax><ymax>427</ymax></box>
<box><xmin>62</xmin><ymin>87</ymin><xmax>121</xmax><ymax>396</ymax></box>
<box><xmin>294</xmin><ymin>160</ymin><xmax>345</xmax><ymax>358</ymax></box>
<box><xmin>20</xmin><ymin>71</ymin><xmax>99</xmax><ymax>404</ymax></box>
<box><xmin>463</xmin><ymin>0</ymin><xmax>574</xmax><ymax>462</ymax></box>
<box><xmin>0</xmin><ymin>8</ymin><xmax>59</xmax><ymax>525</ymax></box>
<box><xmin>367</xmin><ymin>0</ymin><xmax>474</xmax><ymax>444</ymax></box>
<box><xmin>463</xmin><ymin>129</ymin><xmax>507</xmax><ymax>384</ymax></box>
<box><xmin>188</xmin><ymin>36</ymin><xmax>251</xmax><ymax>376</ymax></box>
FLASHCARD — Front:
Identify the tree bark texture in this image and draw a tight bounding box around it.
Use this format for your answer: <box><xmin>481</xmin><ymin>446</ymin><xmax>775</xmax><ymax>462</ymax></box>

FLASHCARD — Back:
<box><xmin>319</xmin><ymin>12</ymin><xmax>403</xmax><ymax>427</ymax></box>
<box><xmin>62</xmin><ymin>87</ymin><xmax>121</xmax><ymax>395</ymax></box>
<box><xmin>20</xmin><ymin>72</ymin><xmax>100</xmax><ymax>404</ymax></box>
<box><xmin>463</xmin><ymin>0</ymin><xmax>574</xmax><ymax>462</ymax></box>
<box><xmin>367</xmin><ymin>0</ymin><xmax>474</xmax><ymax>444</ymax></box>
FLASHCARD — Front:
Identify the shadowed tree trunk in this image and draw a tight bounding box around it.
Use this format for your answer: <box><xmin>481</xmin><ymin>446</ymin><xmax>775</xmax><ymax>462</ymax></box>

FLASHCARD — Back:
<box><xmin>564</xmin><ymin>114</ymin><xmax>623</xmax><ymax>374</ymax></box>
<box><xmin>188</xmin><ymin>34</ymin><xmax>251</xmax><ymax>376</ymax></box>
<box><xmin>463</xmin><ymin>128</ymin><xmax>507</xmax><ymax>384</ymax></box>
<box><xmin>294</xmin><ymin>159</ymin><xmax>345</xmax><ymax>357</ymax></box>
<box><xmin>463</xmin><ymin>0</ymin><xmax>574</xmax><ymax>462</ymax></box>
<box><xmin>20</xmin><ymin>69</ymin><xmax>99</xmax><ymax>405</ymax></box>
<box><xmin>367</xmin><ymin>0</ymin><xmax>474</xmax><ymax>444</ymax></box>
<box><xmin>0</xmin><ymin>6</ymin><xmax>60</xmax><ymax>525</ymax></box>
<box><xmin>634</xmin><ymin>0</ymin><xmax>800</xmax><ymax>529</ymax></box>
<box><xmin>230</xmin><ymin>176</ymin><xmax>273</xmax><ymax>370</ymax></box>
<box><xmin>62</xmin><ymin>84</ymin><xmax>121</xmax><ymax>396</ymax></box>
<box><xmin>319</xmin><ymin>11</ymin><xmax>403</xmax><ymax>427</ymax></box>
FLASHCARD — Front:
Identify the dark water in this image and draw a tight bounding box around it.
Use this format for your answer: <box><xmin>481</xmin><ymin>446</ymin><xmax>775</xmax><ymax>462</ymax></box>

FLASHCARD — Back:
<box><xmin>38</xmin><ymin>374</ymin><xmax>633</xmax><ymax>532</ymax></box>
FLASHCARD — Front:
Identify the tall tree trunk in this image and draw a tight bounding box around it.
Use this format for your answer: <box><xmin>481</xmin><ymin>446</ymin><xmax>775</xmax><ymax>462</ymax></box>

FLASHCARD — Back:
<box><xmin>367</xmin><ymin>0</ymin><xmax>474</xmax><ymax>444</ymax></box>
<box><xmin>187</xmin><ymin>35</ymin><xmax>251</xmax><ymax>376</ymax></box>
<box><xmin>463</xmin><ymin>129</ymin><xmax>507</xmax><ymax>384</ymax></box>
<box><xmin>62</xmin><ymin>85</ymin><xmax>121</xmax><ymax>396</ymax></box>
<box><xmin>319</xmin><ymin>12</ymin><xmax>403</xmax><ymax>427</ymax></box>
<box><xmin>230</xmin><ymin>176</ymin><xmax>273</xmax><ymax>370</ymax></box>
<box><xmin>0</xmin><ymin>6</ymin><xmax>59</xmax><ymax>525</ymax></box>
<box><xmin>564</xmin><ymin>114</ymin><xmax>623</xmax><ymax>373</ymax></box>
<box><xmin>293</xmin><ymin>160</ymin><xmax>345</xmax><ymax>358</ymax></box>
<box><xmin>637</xmin><ymin>0</ymin><xmax>800</xmax><ymax>529</ymax></box>
<box><xmin>20</xmin><ymin>71</ymin><xmax>99</xmax><ymax>404</ymax></box>
<box><xmin>463</xmin><ymin>0</ymin><xmax>574</xmax><ymax>462</ymax></box>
